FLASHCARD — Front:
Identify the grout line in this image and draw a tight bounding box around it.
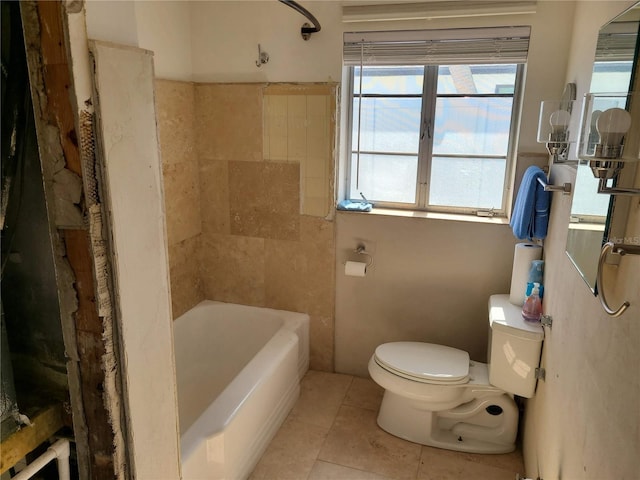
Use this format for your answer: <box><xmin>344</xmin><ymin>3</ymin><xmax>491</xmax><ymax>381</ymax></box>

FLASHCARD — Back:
<box><xmin>311</xmin><ymin>459</ymin><xmax>396</xmax><ymax>480</ymax></box>
<box><xmin>304</xmin><ymin>372</ymin><xmax>355</xmax><ymax>480</ymax></box>
<box><xmin>340</xmin><ymin>375</ymin><xmax>355</xmax><ymax>404</ymax></box>
<box><xmin>315</xmin><ymin>373</ymin><xmax>354</xmax><ymax>450</ymax></box>
<box><xmin>283</xmin><ymin>372</ymin><xmax>526</xmax><ymax>480</ymax></box>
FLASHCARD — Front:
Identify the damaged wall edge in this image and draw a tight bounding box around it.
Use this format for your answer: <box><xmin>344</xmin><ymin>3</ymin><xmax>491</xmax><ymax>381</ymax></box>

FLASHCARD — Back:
<box><xmin>19</xmin><ymin>1</ymin><xmax>130</xmax><ymax>478</ymax></box>
<box><xmin>18</xmin><ymin>3</ymin><xmax>89</xmax><ymax>478</ymax></box>
<box><xmin>80</xmin><ymin>109</ymin><xmax>130</xmax><ymax>479</ymax></box>
<box><xmin>88</xmin><ymin>38</ymin><xmax>182</xmax><ymax>479</ymax></box>
<box><xmin>69</xmin><ymin>0</ymin><xmax>131</xmax><ymax>475</ymax></box>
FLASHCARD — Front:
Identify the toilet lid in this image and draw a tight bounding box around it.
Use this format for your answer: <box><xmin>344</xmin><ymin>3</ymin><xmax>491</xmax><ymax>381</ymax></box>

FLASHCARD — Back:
<box><xmin>374</xmin><ymin>342</ymin><xmax>470</xmax><ymax>385</ymax></box>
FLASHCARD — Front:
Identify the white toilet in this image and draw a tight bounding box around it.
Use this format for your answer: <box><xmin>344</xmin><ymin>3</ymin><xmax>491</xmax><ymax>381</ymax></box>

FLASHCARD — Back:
<box><xmin>368</xmin><ymin>294</ymin><xmax>544</xmax><ymax>454</ymax></box>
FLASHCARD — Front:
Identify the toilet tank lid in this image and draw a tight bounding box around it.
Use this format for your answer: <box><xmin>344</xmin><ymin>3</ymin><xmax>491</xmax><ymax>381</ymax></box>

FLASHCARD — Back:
<box><xmin>374</xmin><ymin>342</ymin><xmax>470</xmax><ymax>384</ymax></box>
<box><xmin>488</xmin><ymin>294</ymin><xmax>544</xmax><ymax>341</ymax></box>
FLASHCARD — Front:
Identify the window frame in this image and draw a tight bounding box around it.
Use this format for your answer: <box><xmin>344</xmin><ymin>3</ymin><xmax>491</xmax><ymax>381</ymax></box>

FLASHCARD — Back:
<box><xmin>345</xmin><ymin>63</ymin><xmax>525</xmax><ymax>217</ymax></box>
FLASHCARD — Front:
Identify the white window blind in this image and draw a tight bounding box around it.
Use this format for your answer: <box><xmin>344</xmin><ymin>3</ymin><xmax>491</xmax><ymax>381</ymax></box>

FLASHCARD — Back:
<box><xmin>595</xmin><ymin>21</ymin><xmax>639</xmax><ymax>62</ymax></box>
<box><xmin>343</xmin><ymin>26</ymin><xmax>531</xmax><ymax>66</ymax></box>
<box><xmin>341</xmin><ymin>1</ymin><xmax>537</xmax><ymax>23</ymax></box>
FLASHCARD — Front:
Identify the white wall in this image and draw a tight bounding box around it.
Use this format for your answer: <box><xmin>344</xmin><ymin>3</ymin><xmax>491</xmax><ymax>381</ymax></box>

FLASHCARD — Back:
<box><xmin>335</xmin><ymin>212</ymin><xmax>519</xmax><ymax>376</ymax></box>
<box><xmin>91</xmin><ymin>41</ymin><xmax>181</xmax><ymax>479</ymax></box>
<box><xmin>85</xmin><ymin>0</ymin><xmax>193</xmax><ymax>81</ymax></box>
<box><xmin>82</xmin><ymin>4</ymin><xmax>187</xmax><ymax>475</ymax></box>
<box><xmin>136</xmin><ymin>1</ymin><xmax>193</xmax><ymax>80</ymax></box>
<box><xmin>84</xmin><ymin>0</ymin><xmax>139</xmax><ymax>46</ymax></box>
<box><xmin>190</xmin><ymin>1</ymin><xmax>343</xmax><ymax>83</ymax></box>
<box><xmin>523</xmin><ymin>2</ymin><xmax>640</xmax><ymax>479</ymax></box>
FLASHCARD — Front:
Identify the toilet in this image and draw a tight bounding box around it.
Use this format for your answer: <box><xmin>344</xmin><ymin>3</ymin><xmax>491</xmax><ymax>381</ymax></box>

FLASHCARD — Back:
<box><xmin>368</xmin><ymin>294</ymin><xmax>544</xmax><ymax>454</ymax></box>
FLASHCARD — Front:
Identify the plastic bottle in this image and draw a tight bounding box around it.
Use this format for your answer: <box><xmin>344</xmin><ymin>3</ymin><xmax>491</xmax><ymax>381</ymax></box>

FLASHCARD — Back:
<box><xmin>525</xmin><ymin>281</ymin><xmax>544</xmax><ymax>300</ymax></box>
<box><xmin>528</xmin><ymin>260</ymin><xmax>544</xmax><ymax>285</ymax></box>
<box><xmin>522</xmin><ymin>282</ymin><xmax>543</xmax><ymax>322</ymax></box>
<box><xmin>524</xmin><ymin>260</ymin><xmax>544</xmax><ymax>303</ymax></box>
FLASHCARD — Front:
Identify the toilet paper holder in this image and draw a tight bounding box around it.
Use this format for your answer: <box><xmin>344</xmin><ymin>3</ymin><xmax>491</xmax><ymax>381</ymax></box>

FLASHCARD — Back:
<box><xmin>354</xmin><ymin>244</ymin><xmax>374</xmax><ymax>268</ymax></box>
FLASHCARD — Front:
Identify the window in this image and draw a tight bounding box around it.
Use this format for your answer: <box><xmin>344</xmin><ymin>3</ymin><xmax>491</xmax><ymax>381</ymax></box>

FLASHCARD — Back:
<box><xmin>344</xmin><ymin>28</ymin><xmax>529</xmax><ymax>215</ymax></box>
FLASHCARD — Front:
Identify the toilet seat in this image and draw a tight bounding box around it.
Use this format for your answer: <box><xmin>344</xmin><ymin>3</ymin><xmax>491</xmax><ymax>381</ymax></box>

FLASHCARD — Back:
<box><xmin>374</xmin><ymin>342</ymin><xmax>470</xmax><ymax>385</ymax></box>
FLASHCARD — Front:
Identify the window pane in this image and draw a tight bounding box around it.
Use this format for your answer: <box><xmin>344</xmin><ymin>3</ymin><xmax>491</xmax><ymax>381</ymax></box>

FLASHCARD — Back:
<box><xmin>429</xmin><ymin>156</ymin><xmax>505</xmax><ymax>208</ymax></box>
<box><xmin>436</xmin><ymin>64</ymin><xmax>517</xmax><ymax>94</ymax></box>
<box><xmin>352</xmin><ymin>97</ymin><xmax>421</xmax><ymax>154</ymax></box>
<box><xmin>570</xmin><ymin>164</ymin><xmax>610</xmax><ymax>217</ymax></box>
<box><xmin>351</xmin><ymin>153</ymin><xmax>417</xmax><ymax>203</ymax></box>
<box><xmin>354</xmin><ymin>66</ymin><xmax>424</xmax><ymax>95</ymax></box>
<box><xmin>591</xmin><ymin>61</ymin><xmax>633</xmax><ymax>93</ymax></box>
<box><xmin>432</xmin><ymin>97</ymin><xmax>513</xmax><ymax>156</ymax></box>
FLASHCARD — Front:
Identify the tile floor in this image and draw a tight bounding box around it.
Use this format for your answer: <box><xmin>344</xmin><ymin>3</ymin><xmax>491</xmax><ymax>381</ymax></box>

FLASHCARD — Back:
<box><xmin>250</xmin><ymin>371</ymin><xmax>525</xmax><ymax>480</ymax></box>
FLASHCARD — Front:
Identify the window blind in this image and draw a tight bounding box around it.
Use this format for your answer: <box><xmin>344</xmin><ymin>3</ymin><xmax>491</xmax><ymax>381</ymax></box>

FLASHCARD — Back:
<box><xmin>341</xmin><ymin>1</ymin><xmax>537</xmax><ymax>23</ymax></box>
<box><xmin>343</xmin><ymin>26</ymin><xmax>531</xmax><ymax>66</ymax></box>
<box><xmin>595</xmin><ymin>22</ymin><xmax>639</xmax><ymax>62</ymax></box>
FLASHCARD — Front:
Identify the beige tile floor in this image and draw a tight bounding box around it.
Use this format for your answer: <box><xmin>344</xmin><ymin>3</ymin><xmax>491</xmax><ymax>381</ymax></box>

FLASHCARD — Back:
<box><xmin>250</xmin><ymin>371</ymin><xmax>525</xmax><ymax>480</ymax></box>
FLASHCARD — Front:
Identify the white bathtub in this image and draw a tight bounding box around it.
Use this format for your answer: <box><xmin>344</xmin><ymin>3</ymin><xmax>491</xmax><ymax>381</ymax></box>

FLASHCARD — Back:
<box><xmin>173</xmin><ymin>300</ymin><xmax>309</xmax><ymax>480</ymax></box>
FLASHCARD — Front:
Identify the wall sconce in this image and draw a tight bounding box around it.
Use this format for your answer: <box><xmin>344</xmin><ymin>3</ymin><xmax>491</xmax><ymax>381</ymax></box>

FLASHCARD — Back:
<box><xmin>537</xmin><ymin>100</ymin><xmax>576</xmax><ymax>163</ymax></box>
<box><xmin>577</xmin><ymin>93</ymin><xmax>640</xmax><ymax>195</ymax></box>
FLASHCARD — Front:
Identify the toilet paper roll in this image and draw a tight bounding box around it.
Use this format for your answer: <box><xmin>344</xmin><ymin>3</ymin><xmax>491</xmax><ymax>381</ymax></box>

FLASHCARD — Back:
<box><xmin>345</xmin><ymin>261</ymin><xmax>367</xmax><ymax>277</ymax></box>
<box><xmin>509</xmin><ymin>243</ymin><xmax>542</xmax><ymax>305</ymax></box>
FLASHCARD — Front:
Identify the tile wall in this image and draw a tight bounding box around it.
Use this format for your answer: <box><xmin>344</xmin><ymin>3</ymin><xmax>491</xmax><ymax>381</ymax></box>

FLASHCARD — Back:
<box><xmin>155</xmin><ymin>80</ymin><xmax>204</xmax><ymax>318</ymax></box>
<box><xmin>156</xmin><ymin>80</ymin><xmax>337</xmax><ymax>371</ymax></box>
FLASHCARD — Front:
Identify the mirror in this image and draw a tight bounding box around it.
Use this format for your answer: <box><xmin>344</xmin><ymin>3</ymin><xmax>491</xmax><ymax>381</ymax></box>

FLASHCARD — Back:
<box><xmin>565</xmin><ymin>2</ymin><xmax>640</xmax><ymax>291</ymax></box>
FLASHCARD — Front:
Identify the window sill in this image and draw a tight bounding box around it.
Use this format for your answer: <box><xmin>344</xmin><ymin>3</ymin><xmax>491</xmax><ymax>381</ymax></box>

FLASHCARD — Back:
<box><xmin>337</xmin><ymin>206</ymin><xmax>510</xmax><ymax>226</ymax></box>
<box><xmin>568</xmin><ymin>222</ymin><xmax>606</xmax><ymax>232</ymax></box>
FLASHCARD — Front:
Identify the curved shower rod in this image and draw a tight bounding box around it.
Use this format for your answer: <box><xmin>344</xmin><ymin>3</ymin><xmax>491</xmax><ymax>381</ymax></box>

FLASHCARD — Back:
<box><xmin>278</xmin><ymin>0</ymin><xmax>321</xmax><ymax>40</ymax></box>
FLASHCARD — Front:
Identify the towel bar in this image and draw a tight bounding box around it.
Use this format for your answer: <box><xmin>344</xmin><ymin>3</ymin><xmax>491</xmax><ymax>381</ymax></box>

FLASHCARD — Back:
<box><xmin>537</xmin><ymin>177</ymin><xmax>572</xmax><ymax>195</ymax></box>
<box><xmin>596</xmin><ymin>242</ymin><xmax>640</xmax><ymax>317</ymax></box>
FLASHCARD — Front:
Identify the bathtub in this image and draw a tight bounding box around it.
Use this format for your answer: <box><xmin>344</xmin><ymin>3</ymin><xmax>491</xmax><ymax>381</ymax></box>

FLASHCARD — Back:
<box><xmin>173</xmin><ymin>300</ymin><xmax>309</xmax><ymax>480</ymax></box>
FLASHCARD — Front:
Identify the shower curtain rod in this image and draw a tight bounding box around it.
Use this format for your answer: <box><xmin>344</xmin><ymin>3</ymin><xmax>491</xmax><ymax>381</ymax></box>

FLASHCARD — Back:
<box><xmin>278</xmin><ymin>0</ymin><xmax>321</xmax><ymax>40</ymax></box>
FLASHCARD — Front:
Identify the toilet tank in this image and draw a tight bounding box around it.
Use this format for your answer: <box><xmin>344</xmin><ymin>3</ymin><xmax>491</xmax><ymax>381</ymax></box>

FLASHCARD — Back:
<box><xmin>487</xmin><ymin>294</ymin><xmax>544</xmax><ymax>398</ymax></box>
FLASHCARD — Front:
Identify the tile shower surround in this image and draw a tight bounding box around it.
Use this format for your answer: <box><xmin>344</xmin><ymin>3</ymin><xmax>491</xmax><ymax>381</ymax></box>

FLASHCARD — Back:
<box><xmin>155</xmin><ymin>80</ymin><xmax>337</xmax><ymax>371</ymax></box>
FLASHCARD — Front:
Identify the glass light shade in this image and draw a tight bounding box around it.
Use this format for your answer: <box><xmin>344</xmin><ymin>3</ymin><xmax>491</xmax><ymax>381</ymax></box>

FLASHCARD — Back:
<box><xmin>537</xmin><ymin>100</ymin><xmax>576</xmax><ymax>161</ymax></box>
<box><xmin>577</xmin><ymin>93</ymin><xmax>636</xmax><ymax>179</ymax></box>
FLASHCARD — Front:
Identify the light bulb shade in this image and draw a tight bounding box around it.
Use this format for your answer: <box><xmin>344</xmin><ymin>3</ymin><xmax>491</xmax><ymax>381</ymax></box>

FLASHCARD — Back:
<box><xmin>536</xmin><ymin>100</ymin><xmax>576</xmax><ymax>144</ymax></box>
<box><xmin>596</xmin><ymin>108</ymin><xmax>631</xmax><ymax>145</ymax></box>
<box><xmin>578</xmin><ymin>93</ymin><xmax>634</xmax><ymax>161</ymax></box>
<box><xmin>577</xmin><ymin>92</ymin><xmax>638</xmax><ymax>180</ymax></box>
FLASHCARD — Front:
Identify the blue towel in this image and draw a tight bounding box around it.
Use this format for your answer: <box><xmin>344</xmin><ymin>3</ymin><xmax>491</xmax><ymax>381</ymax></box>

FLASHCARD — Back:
<box><xmin>510</xmin><ymin>166</ymin><xmax>551</xmax><ymax>240</ymax></box>
<box><xmin>337</xmin><ymin>199</ymin><xmax>373</xmax><ymax>212</ymax></box>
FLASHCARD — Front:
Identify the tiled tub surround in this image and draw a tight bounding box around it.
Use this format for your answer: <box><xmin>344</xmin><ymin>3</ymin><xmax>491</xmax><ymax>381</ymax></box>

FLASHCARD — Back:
<box><xmin>155</xmin><ymin>80</ymin><xmax>337</xmax><ymax>371</ymax></box>
<box><xmin>263</xmin><ymin>85</ymin><xmax>335</xmax><ymax>218</ymax></box>
<box><xmin>155</xmin><ymin>80</ymin><xmax>204</xmax><ymax>318</ymax></box>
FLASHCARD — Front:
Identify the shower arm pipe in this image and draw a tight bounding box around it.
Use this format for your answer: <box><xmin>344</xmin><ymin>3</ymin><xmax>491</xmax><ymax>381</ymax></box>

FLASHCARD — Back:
<box><xmin>278</xmin><ymin>0</ymin><xmax>321</xmax><ymax>40</ymax></box>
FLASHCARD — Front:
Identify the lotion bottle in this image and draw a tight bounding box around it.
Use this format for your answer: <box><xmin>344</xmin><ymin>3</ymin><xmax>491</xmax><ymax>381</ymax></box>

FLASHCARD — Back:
<box><xmin>522</xmin><ymin>282</ymin><xmax>543</xmax><ymax>322</ymax></box>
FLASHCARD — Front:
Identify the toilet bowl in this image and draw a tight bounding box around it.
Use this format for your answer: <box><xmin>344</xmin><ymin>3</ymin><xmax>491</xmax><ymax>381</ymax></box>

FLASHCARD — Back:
<box><xmin>368</xmin><ymin>294</ymin><xmax>544</xmax><ymax>454</ymax></box>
